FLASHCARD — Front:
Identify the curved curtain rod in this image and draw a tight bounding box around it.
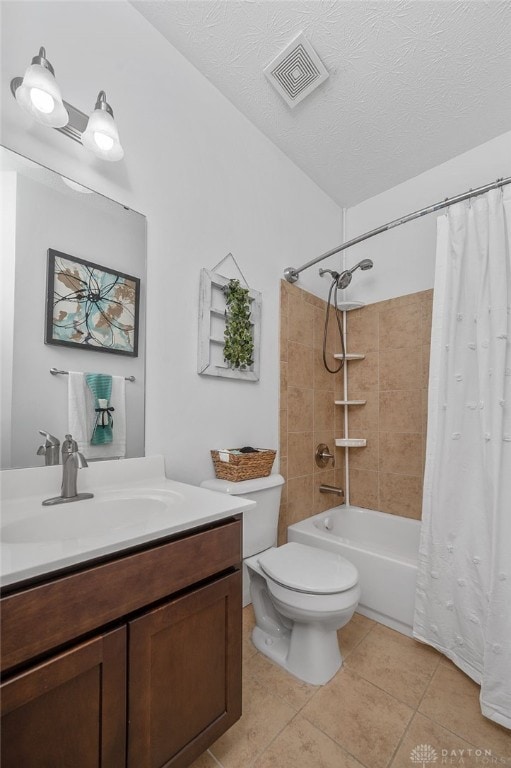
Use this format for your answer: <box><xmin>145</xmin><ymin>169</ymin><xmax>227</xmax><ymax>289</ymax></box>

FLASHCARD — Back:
<box><xmin>284</xmin><ymin>175</ymin><xmax>511</xmax><ymax>283</ymax></box>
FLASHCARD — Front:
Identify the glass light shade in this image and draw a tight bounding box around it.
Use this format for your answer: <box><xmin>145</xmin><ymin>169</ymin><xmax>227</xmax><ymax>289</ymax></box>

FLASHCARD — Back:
<box><xmin>82</xmin><ymin>109</ymin><xmax>124</xmax><ymax>162</ymax></box>
<box><xmin>15</xmin><ymin>63</ymin><xmax>68</xmax><ymax>128</ymax></box>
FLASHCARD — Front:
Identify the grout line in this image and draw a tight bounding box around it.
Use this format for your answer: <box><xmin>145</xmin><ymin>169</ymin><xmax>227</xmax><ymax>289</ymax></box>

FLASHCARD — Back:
<box><xmin>206</xmin><ymin>749</ymin><xmax>225</xmax><ymax>768</ymax></box>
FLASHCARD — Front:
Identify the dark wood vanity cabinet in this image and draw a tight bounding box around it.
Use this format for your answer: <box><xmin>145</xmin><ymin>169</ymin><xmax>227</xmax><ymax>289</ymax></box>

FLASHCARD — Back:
<box><xmin>0</xmin><ymin>518</ymin><xmax>242</xmax><ymax>768</ymax></box>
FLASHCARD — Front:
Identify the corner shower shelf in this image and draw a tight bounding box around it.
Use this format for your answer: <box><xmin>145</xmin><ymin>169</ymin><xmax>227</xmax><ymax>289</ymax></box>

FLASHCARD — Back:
<box><xmin>335</xmin><ymin>438</ymin><xmax>367</xmax><ymax>448</ymax></box>
<box><xmin>335</xmin><ymin>400</ymin><xmax>367</xmax><ymax>406</ymax></box>
<box><xmin>333</xmin><ymin>353</ymin><xmax>365</xmax><ymax>361</ymax></box>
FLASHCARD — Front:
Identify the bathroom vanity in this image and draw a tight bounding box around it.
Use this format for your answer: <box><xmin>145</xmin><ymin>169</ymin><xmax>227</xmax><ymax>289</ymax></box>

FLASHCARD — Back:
<box><xmin>0</xmin><ymin>457</ymin><xmax>254</xmax><ymax>768</ymax></box>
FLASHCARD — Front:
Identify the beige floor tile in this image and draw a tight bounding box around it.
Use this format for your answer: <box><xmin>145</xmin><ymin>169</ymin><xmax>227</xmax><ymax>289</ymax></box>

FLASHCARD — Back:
<box><xmin>253</xmin><ymin>715</ymin><xmax>365</xmax><ymax>768</ymax></box>
<box><xmin>244</xmin><ymin>651</ymin><xmax>318</xmax><ymax>712</ymax></box>
<box><xmin>302</xmin><ymin>667</ymin><xmax>413</xmax><ymax>768</ymax></box>
<box><xmin>345</xmin><ymin>623</ymin><xmax>439</xmax><ymax>708</ymax></box>
<box><xmin>337</xmin><ymin>612</ymin><xmax>375</xmax><ymax>658</ymax></box>
<box><xmin>242</xmin><ymin>605</ymin><xmax>257</xmax><ymax>661</ymax></box>
<box><xmin>391</xmin><ymin>713</ymin><xmax>483</xmax><ymax>768</ymax></box>
<box><xmin>210</xmin><ymin>675</ymin><xmax>295</xmax><ymax>768</ymax></box>
<box><xmin>189</xmin><ymin>750</ymin><xmax>222</xmax><ymax>768</ymax></box>
<box><xmin>419</xmin><ymin>662</ymin><xmax>511</xmax><ymax>761</ymax></box>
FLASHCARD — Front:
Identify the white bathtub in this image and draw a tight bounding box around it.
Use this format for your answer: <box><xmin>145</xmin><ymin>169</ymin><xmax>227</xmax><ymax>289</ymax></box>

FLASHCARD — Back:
<box><xmin>288</xmin><ymin>506</ymin><xmax>421</xmax><ymax>637</ymax></box>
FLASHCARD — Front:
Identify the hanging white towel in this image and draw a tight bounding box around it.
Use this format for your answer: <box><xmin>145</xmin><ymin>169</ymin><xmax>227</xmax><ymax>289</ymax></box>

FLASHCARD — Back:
<box><xmin>68</xmin><ymin>371</ymin><xmax>126</xmax><ymax>459</ymax></box>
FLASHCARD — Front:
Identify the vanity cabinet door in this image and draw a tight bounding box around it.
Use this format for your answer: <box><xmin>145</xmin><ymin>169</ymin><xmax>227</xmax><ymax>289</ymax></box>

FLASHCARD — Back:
<box><xmin>1</xmin><ymin>626</ymin><xmax>126</xmax><ymax>768</ymax></box>
<box><xmin>128</xmin><ymin>570</ymin><xmax>242</xmax><ymax>768</ymax></box>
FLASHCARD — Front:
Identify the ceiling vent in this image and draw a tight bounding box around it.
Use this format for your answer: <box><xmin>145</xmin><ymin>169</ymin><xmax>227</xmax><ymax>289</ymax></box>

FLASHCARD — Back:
<box><xmin>264</xmin><ymin>32</ymin><xmax>329</xmax><ymax>108</ymax></box>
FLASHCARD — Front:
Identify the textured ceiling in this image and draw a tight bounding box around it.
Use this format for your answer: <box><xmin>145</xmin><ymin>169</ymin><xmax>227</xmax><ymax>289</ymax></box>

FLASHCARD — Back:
<box><xmin>132</xmin><ymin>1</ymin><xmax>511</xmax><ymax>207</ymax></box>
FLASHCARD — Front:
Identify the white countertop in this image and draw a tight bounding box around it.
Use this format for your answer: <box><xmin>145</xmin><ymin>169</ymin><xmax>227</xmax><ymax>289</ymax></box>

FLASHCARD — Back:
<box><xmin>0</xmin><ymin>456</ymin><xmax>254</xmax><ymax>589</ymax></box>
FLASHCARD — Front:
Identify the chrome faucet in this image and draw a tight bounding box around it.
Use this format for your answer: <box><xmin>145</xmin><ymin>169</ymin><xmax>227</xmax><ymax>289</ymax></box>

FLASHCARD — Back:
<box><xmin>42</xmin><ymin>434</ymin><xmax>94</xmax><ymax>506</ymax></box>
<box><xmin>36</xmin><ymin>430</ymin><xmax>60</xmax><ymax>466</ymax></box>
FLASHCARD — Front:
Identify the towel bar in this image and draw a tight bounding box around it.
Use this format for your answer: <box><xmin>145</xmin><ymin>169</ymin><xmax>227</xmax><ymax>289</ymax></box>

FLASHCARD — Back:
<box><xmin>50</xmin><ymin>367</ymin><xmax>135</xmax><ymax>382</ymax></box>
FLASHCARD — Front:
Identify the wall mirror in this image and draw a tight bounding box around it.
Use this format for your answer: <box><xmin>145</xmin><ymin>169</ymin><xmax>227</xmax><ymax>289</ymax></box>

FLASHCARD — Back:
<box><xmin>0</xmin><ymin>146</ymin><xmax>146</xmax><ymax>469</ymax></box>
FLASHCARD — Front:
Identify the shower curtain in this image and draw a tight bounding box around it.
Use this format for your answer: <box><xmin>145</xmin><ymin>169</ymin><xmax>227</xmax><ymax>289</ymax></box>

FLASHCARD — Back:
<box><xmin>413</xmin><ymin>187</ymin><xmax>511</xmax><ymax>729</ymax></box>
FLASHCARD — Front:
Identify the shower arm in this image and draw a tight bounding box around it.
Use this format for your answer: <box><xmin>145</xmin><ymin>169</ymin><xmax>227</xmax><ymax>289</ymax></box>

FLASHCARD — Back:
<box><xmin>283</xmin><ymin>176</ymin><xmax>511</xmax><ymax>283</ymax></box>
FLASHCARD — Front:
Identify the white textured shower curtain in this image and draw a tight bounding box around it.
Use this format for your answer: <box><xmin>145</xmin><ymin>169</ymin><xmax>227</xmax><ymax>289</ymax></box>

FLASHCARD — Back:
<box><xmin>414</xmin><ymin>187</ymin><xmax>511</xmax><ymax>729</ymax></box>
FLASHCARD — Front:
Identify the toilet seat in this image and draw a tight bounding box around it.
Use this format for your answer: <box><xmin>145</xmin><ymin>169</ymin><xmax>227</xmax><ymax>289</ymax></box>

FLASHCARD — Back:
<box><xmin>258</xmin><ymin>542</ymin><xmax>358</xmax><ymax>595</ymax></box>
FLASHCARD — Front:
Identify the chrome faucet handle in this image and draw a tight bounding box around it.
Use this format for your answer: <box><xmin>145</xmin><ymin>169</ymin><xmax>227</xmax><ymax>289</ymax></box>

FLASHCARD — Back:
<box><xmin>37</xmin><ymin>430</ymin><xmax>61</xmax><ymax>465</ymax></box>
<box><xmin>315</xmin><ymin>443</ymin><xmax>335</xmax><ymax>469</ymax></box>
<box><xmin>38</xmin><ymin>429</ymin><xmax>60</xmax><ymax>446</ymax></box>
<box><xmin>72</xmin><ymin>451</ymin><xmax>88</xmax><ymax>469</ymax></box>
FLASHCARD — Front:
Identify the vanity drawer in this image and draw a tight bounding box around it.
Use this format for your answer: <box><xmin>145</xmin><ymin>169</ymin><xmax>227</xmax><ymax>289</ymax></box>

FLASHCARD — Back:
<box><xmin>1</xmin><ymin>518</ymin><xmax>241</xmax><ymax>674</ymax></box>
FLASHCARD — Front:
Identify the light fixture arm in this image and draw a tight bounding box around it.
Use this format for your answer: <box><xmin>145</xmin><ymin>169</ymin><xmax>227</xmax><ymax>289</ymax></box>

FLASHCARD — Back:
<box><xmin>10</xmin><ymin>47</ymin><xmax>123</xmax><ymax>160</ymax></box>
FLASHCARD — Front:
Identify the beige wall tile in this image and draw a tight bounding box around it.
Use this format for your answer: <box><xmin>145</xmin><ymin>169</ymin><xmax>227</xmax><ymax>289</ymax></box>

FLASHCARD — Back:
<box><xmin>349</xmin><ymin>431</ymin><xmax>379</xmax><ymax>471</ymax></box>
<box><xmin>279</xmin><ymin>409</ymin><xmax>287</xmax><ymax>459</ymax></box>
<box><xmin>421</xmin><ymin>293</ymin><xmax>433</xmax><ymax>345</ymax></box>
<box><xmin>288</xmin><ymin>387</ymin><xmax>313</xmax><ymax>433</ymax></box>
<box><xmin>379</xmin><ymin>346</ymin><xmax>422</xmax><ymax>391</ymax></box>
<box><xmin>421</xmin><ymin>344</ymin><xmax>430</xmax><ymax>388</ymax></box>
<box><xmin>288</xmin><ymin>341</ymin><xmax>313</xmax><ymax>389</ymax></box>
<box><xmin>314</xmin><ymin>348</ymin><xmax>339</xmax><ymax>390</ymax></box>
<box><xmin>314</xmin><ymin>389</ymin><xmax>335</xmax><ymax>432</ymax></box>
<box><xmin>287</xmin><ymin>475</ymin><xmax>313</xmax><ymax>524</ymax></box>
<box><xmin>288</xmin><ymin>432</ymin><xmax>313</xmax><ymax>478</ymax></box>
<box><xmin>347</xmin><ymin>305</ymin><xmax>379</xmax><ymax>352</ymax></box>
<box><xmin>280</xmin><ymin>362</ymin><xmax>288</xmax><ymax>410</ymax></box>
<box><xmin>277</xmin><ymin>503</ymin><xmax>288</xmax><ymax>545</ymax></box>
<box><xmin>379</xmin><ymin>432</ymin><xmax>422</xmax><ymax>476</ymax></box>
<box><xmin>302</xmin><ymin>668</ymin><xmax>413</xmax><ymax>768</ymax></box>
<box><xmin>348</xmin><ymin>351</ymin><xmax>379</xmax><ymax>392</ymax></box>
<box><xmin>379</xmin><ymin>473</ymin><xmax>423</xmax><ymax>519</ymax></box>
<box><xmin>347</xmin><ymin>391</ymin><xmax>378</xmax><ymax>432</ymax></box>
<box><xmin>288</xmin><ymin>291</ymin><xmax>314</xmax><ymax>347</ymax></box>
<box><xmin>350</xmin><ymin>468</ymin><xmax>379</xmax><ymax>509</ymax></box>
<box><xmin>379</xmin><ymin>390</ymin><xmax>422</xmax><ymax>433</ymax></box>
<box><xmin>379</xmin><ymin>300</ymin><xmax>421</xmax><ymax>350</ymax></box>
<box><xmin>279</xmin><ymin>457</ymin><xmax>287</xmax><ymax>501</ymax></box>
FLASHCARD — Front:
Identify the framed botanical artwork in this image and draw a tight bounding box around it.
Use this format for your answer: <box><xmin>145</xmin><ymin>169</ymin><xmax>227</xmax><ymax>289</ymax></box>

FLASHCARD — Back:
<box><xmin>45</xmin><ymin>248</ymin><xmax>140</xmax><ymax>357</ymax></box>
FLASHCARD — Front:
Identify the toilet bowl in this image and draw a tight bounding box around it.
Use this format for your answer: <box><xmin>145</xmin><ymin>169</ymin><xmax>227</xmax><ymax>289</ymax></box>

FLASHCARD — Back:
<box><xmin>246</xmin><ymin>542</ymin><xmax>360</xmax><ymax>685</ymax></box>
<box><xmin>200</xmin><ymin>474</ymin><xmax>360</xmax><ymax>685</ymax></box>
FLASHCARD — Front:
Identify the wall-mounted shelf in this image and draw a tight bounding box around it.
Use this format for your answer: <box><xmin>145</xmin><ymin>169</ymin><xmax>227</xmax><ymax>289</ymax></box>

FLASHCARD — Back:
<box><xmin>333</xmin><ymin>353</ymin><xmax>365</xmax><ymax>360</ymax></box>
<box><xmin>335</xmin><ymin>438</ymin><xmax>367</xmax><ymax>448</ymax></box>
<box><xmin>335</xmin><ymin>400</ymin><xmax>367</xmax><ymax>406</ymax></box>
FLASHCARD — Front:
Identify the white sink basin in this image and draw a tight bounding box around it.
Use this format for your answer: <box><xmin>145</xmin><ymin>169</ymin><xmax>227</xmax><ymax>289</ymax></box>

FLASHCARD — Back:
<box><xmin>2</xmin><ymin>490</ymin><xmax>184</xmax><ymax>544</ymax></box>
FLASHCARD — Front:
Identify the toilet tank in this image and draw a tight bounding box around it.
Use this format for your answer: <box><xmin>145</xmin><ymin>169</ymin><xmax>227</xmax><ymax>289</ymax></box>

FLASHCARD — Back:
<box><xmin>200</xmin><ymin>474</ymin><xmax>285</xmax><ymax>558</ymax></box>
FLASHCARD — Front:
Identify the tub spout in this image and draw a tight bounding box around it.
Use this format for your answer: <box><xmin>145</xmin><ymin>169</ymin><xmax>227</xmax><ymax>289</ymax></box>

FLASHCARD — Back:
<box><xmin>319</xmin><ymin>484</ymin><xmax>344</xmax><ymax>496</ymax></box>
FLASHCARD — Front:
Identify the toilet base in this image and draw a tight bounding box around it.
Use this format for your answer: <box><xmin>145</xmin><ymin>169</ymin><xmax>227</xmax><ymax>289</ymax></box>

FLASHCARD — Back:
<box><xmin>252</xmin><ymin>623</ymin><xmax>343</xmax><ymax>686</ymax></box>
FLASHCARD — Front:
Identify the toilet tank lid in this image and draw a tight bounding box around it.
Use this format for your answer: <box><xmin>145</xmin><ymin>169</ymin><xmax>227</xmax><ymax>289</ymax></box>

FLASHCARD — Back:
<box><xmin>200</xmin><ymin>474</ymin><xmax>284</xmax><ymax>495</ymax></box>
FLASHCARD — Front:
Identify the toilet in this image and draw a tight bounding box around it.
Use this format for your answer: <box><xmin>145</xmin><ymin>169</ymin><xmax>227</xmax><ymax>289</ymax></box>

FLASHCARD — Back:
<box><xmin>200</xmin><ymin>473</ymin><xmax>360</xmax><ymax>685</ymax></box>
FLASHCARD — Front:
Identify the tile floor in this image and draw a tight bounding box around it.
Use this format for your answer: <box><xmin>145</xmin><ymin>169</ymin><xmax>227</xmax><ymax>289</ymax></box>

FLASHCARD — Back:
<box><xmin>192</xmin><ymin>608</ymin><xmax>511</xmax><ymax>768</ymax></box>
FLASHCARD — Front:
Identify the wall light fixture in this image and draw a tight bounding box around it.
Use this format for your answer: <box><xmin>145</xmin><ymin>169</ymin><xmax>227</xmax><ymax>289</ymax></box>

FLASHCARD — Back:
<box><xmin>11</xmin><ymin>47</ymin><xmax>124</xmax><ymax>162</ymax></box>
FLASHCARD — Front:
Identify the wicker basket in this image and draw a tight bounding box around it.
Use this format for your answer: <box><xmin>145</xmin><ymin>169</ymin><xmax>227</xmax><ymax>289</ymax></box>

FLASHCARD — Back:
<box><xmin>211</xmin><ymin>449</ymin><xmax>276</xmax><ymax>482</ymax></box>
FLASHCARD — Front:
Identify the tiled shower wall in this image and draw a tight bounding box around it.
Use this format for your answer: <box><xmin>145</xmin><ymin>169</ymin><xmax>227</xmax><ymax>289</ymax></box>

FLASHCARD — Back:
<box><xmin>279</xmin><ymin>280</ymin><xmax>345</xmax><ymax>545</ymax></box>
<box><xmin>279</xmin><ymin>282</ymin><xmax>433</xmax><ymax>532</ymax></box>
<box><xmin>346</xmin><ymin>289</ymin><xmax>433</xmax><ymax>519</ymax></box>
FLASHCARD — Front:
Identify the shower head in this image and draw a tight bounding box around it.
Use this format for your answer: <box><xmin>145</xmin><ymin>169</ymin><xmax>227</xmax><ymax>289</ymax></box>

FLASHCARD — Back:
<box><xmin>337</xmin><ymin>259</ymin><xmax>374</xmax><ymax>289</ymax></box>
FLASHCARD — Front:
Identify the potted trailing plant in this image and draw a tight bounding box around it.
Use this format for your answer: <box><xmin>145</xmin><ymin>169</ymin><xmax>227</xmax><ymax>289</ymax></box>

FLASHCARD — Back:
<box><xmin>223</xmin><ymin>279</ymin><xmax>254</xmax><ymax>369</ymax></box>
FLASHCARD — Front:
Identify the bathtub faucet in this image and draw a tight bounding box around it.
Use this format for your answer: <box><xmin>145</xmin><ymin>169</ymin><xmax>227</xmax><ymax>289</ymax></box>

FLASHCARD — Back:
<box><xmin>319</xmin><ymin>484</ymin><xmax>344</xmax><ymax>496</ymax></box>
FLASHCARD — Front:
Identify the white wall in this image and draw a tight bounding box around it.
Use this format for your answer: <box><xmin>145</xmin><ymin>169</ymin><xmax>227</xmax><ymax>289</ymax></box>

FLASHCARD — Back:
<box><xmin>7</xmin><ymin>171</ymin><xmax>145</xmax><ymax>469</ymax></box>
<box><xmin>0</xmin><ymin>1</ymin><xmax>342</xmax><ymax>483</ymax></box>
<box><xmin>343</xmin><ymin>132</ymin><xmax>511</xmax><ymax>305</ymax></box>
